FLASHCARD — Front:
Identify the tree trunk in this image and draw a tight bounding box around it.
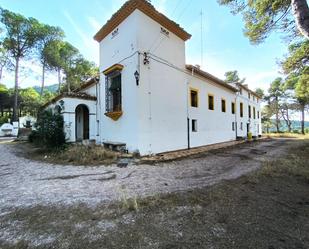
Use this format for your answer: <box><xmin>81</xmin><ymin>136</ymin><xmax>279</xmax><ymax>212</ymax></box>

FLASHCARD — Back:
<box><xmin>276</xmin><ymin>112</ymin><xmax>280</xmax><ymax>133</ymax></box>
<box><xmin>12</xmin><ymin>57</ymin><xmax>19</xmax><ymax>122</ymax></box>
<box><xmin>40</xmin><ymin>63</ymin><xmax>45</xmax><ymax>96</ymax></box>
<box><xmin>285</xmin><ymin>108</ymin><xmax>292</xmax><ymax>132</ymax></box>
<box><xmin>0</xmin><ymin>66</ymin><xmax>3</xmax><ymax>82</ymax></box>
<box><xmin>58</xmin><ymin>68</ymin><xmax>61</xmax><ymax>94</ymax></box>
<box><xmin>301</xmin><ymin>103</ymin><xmax>305</xmax><ymax>134</ymax></box>
<box><xmin>291</xmin><ymin>0</ymin><xmax>309</xmax><ymax>39</ymax></box>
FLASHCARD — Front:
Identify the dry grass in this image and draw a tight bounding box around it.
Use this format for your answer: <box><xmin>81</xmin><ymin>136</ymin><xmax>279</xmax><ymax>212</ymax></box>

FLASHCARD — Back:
<box><xmin>19</xmin><ymin>143</ymin><xmax>120</xmax><ymax>166</ymax></box>
<box><xmin>51</xmin><ymin>144</ymin><xmax>119</xmax><ymax>165</ymax></box>
<box><xmin>259</xmin><ymin>140</ymin><xmax>309</xmax><ymax>180</ymax></box>
<box><xmin>265</xmin><ymin>133</ymin><xmax>309</xmax><ymax>139</ymax></box>
<box><xmin>1</xmin><ymin>140</ymin><xmax>309</xmax><ymax>248</ymax></box>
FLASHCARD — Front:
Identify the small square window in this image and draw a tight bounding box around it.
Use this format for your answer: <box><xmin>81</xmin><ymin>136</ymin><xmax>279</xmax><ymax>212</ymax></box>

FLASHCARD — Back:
<box><xmin>96</xmin><ymin>120</ymin><xmax>100</xmax><ymax>136</ymax></box>
<box><xmin>208</xmin><ymin>95</ymin><xmax>214</xmax><ymax>110</ymax></box>
<box><xmin>231</xmin><ymin>102</ymin><xmax>235</xmax><ymax>114</ymax></box>
<box><xmin>190</xmin><ymin>89</ymin><xmax>198</xmax><ymax>107</ymax></box>
<box><xmin>240</xmin><ymin>103</ymin><xmax>243</xmax><ymax>117</ymax></box>
<box><xmin>221</xmin><ymin>99</ymin><xmax>226</xmax><ymax>112</ymax></box>
<box><xmin>192</xmin><ymin>119</ymin><xmax>197</xmax><ymax>132</ymax></box>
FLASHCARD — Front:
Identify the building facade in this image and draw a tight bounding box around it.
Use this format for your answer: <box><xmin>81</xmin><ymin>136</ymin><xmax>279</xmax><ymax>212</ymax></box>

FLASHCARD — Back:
<box><xmin>44</xmin><ymin>0</ymin><xmax>261</xmax><ymax>155</ymax></box>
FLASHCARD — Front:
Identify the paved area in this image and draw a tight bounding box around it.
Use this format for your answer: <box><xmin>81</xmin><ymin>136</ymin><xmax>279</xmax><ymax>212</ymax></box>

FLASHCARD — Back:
<box><xmin>0</xmin><ymin>139</ymin><xmax>297</xmax><ymax>211</ymax></box>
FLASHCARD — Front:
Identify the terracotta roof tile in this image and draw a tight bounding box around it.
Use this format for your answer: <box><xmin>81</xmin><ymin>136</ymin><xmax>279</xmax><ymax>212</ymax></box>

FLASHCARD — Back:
<box><xmin>186</xmin><ymin>65</ymin><xmax>238</xmax><ymax>92</ymax></box>
<box><xmin>94</xmin><ymin>0</ymin><xmax>191</xmax><ymax>42</ymax></box>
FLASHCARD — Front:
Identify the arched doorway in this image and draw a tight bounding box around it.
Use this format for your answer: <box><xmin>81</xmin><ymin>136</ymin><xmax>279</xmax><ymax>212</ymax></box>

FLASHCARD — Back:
<box><xmin>75</xmin><ymin>104</ymin><xmax>89</xmax><ymax>141</ymax></box>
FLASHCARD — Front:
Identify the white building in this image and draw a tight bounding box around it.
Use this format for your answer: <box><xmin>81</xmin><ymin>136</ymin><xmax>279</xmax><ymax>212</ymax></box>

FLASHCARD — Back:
<box><xmin>44</xmin><ymin>0</ymin><xmax>261</xmax><ymax>155</ymax></box>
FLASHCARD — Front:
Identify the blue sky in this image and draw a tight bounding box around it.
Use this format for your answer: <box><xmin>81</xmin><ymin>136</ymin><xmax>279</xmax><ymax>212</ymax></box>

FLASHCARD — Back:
<box><xmin>0</xmin><ymin>0</ymin><xmax>289</xmax><ymax>92</ymax></box>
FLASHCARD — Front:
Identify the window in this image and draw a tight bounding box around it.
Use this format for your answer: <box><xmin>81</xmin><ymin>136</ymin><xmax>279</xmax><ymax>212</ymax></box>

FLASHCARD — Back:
<box><xmin>239</xmin><ymin>88</ymin><xmax>243</xmax><ymax>95</ymax></box>
<box><xmin>232</xmin><ymin>122</ymin><xmax>235</xmax><ymax>131</ymax></box>
<box><xmin>192</xmin><ymin>119</ymin><xmax>197</xmax><ymax>132</ymax></box>
<box><xmin>240</xmin><ymin>122</ymin><xmax>243</xmax><ymax>130</ymax></box>
<box><xmin>221</xmin><ymin>99</ymin><xmax>226</xmax><ymax>112</ymax></box>
<box><xmin>240</xmin><ymin>102</ymin><xmax>243</xmax><ymax>117</ymax></box>
<box><xmin>253</xmin><ymin>107</ymin><xmax>256</xmax><ymax>119</ymax></box>
<box><xmin>190</xmin><ymin>89</ymin><xmax>198</xmax><ymax>107</ymax></box>
<box><xmin>231</xmin><ymin>102</ymin><xmax>235</xmax><ymax>114</ymax></box>
<box><xmin>96</xmin><ymin>120</ymin><xmax>100</xmax><ymax>136</ymax></box>
<box><xmin>253</xmin><ymin>96</ymin><xmax>255</xmax><ymax>101</ymax></box>
<box><xmin>257</xmin><ymin>111</ymin><xmax>260</xmax><ymax>119</ymax></box>
<box><xmin>208</xmin><ymin>94</ymin><xmax>214</xmax><ymax>110</ymax></box>
<box><xmin>248</xmin><ymin>93</ymin><xmax>251</xmax><ymax>99</ymax></box>
<box><xmin>248</xmin><ymin>105</ymin><xmax>251</xmax><ymax>119</ymax></box>
<box><xmin>106</xmin><ymin>72</ymin><xmax>122</xmax><ymax>113</ymax></box>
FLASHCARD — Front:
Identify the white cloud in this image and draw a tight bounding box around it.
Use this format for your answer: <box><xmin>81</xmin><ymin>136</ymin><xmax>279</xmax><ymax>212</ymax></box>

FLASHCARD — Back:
<box><xmin>63</xmin><ymin>10</ymin><xmax>99</xmax><ymax>64</ymax></box>
<box><xmin>63</xmin><ymin>10</ymin><xmax>90</xmax><ymax>46</ymax></box>
<box><xmin>2</xmin><ymin>60</ymin><xmax>58</xmax><ymax>89</ymax></box>
<box><xmin>87</xmin><ymin>16</ymin><xmax>102</xmax><ymax>33</ymax></box>
<box><xmin>245</xmin><ymin>70</ymin><xmax>281</xmax><ymax>91</ymax></box>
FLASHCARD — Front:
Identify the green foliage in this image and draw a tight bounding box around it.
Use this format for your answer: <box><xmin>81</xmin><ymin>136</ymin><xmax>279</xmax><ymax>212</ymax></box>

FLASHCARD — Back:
<box><xmin>43</xmin><ymin>40</ymin><xmax>98</xmax><ymax>92</ymax></box>
<box><xmin>0</xmin><ymin>8</ymin><xmax>42</xmax><ymax>60</ymax></box>
<box><xmin>30</xmin><ymin>109</ymin><xmax>66</xmax><ymax>148</ymax></box>
<box><xmin>255</xmin><ymin>88</ymin><xmax>265</xmax><ymax>98</ymax></box>
<box><xmin>218</xmin><ymin>0</ymin><xmax>298</xmax><ymax>44</ymax></box>
<box><xmin>282</xmin><ymin>40</ymin><xmax>309</xmax><ymax>74</ymax></box>
<box><xmin>0</xmin><ymin>7</ymin><xmax>98</xmax><ymax>119</ymax></box>
<box><xmin>19</xmin><ymin>87</ymin><xmax>41</xmax><ymax>116</ymax></box>
<box><xmin>224</xmin><ymin>70</ymin><xmax>245</xmax><ymax>84</ymax></box>
<box><xmin>0</xmin><ymin>83</ymin><xmax>8</xmax><ymax>93</ymax></box>
<box><xmin>64</xmin><ymin>57</ymin><xmax>99</xmax><ymax>92</ymax></box>
<box><xmin>0</xmin><ymin>115</ymin><xmax>8</xmax><ymax>125</ymax></box>
<box><xmin>0</xmin><ymin>8</ymin><xmax>44</xmax><ymax>120</ymax></box>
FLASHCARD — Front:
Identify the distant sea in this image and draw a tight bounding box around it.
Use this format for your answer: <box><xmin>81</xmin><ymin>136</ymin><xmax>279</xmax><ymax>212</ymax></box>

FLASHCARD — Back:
<box><xmin>264</xmin><ymin>120</ymin><xmax>309</xmax><ymax>132</ymax></box>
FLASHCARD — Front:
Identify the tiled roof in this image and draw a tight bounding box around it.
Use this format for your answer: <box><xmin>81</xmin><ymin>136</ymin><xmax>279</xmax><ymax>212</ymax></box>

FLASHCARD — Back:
<box><xmin>94</xmin><ymin>0</ymin><xmax>191</xmax><ymax>42</ymax></box>
<box><xmin>42</xmin><ymin>92</ymin><xmax>97</xmax><ymax>109</ymax></box>
<box><xmin>186</xmin><ymin>65</ymin><xmax>238</xmax><ymax>92</ymax></box>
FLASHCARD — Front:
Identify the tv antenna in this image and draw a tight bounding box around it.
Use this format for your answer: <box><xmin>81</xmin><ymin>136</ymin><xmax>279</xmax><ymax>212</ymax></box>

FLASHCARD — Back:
<box><xmin>200</xmin><ymin>9</ymin><xmax>204</xmax><ymax>68</ymax></box>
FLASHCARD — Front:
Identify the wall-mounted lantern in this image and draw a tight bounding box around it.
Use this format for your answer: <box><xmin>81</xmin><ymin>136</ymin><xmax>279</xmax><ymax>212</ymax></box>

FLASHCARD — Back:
<box><xmin>134</xmin><ymin>70</ymin><xmax>140</xmax><ymax>86</ymax></box>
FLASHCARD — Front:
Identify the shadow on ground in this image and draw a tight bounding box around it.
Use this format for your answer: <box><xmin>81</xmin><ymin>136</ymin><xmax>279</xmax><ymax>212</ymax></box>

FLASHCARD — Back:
<box><xmin>0</xmin><ymin>140</ymin><xmax>308</xmax><ymax>249</ymax></box>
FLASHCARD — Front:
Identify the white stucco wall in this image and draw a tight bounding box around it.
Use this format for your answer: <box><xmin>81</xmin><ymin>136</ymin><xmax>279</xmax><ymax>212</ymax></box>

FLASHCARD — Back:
<box><xmin>235</xmin><ymin>88</ymin><xmax>261</xmax><ymax>138</ymax></box>
<box><xmin>46</xmin><ymin>98</ymin><xmax>97</xmax><ymax>142</ymax></box>
<box><xmin>96</xmin><ymin>8</ymin><xmax>262</xmax><ymax>155</ymax></box>
<box><xmin>98</xmin><ymin>10</ymin><xmax>139</xmax><ymax>152</ymax></box>
<box><xmin>188</xmin><ymin>75</ymin><xmax>237</xmax><ymax>147</ymax></box>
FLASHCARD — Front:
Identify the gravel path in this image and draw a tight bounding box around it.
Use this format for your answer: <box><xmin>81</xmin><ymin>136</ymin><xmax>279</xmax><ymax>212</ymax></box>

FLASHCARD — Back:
<box><xmin>0</xmin><ymin>139</ymin><xmax>296</xmax><ymax>211</ymax></box>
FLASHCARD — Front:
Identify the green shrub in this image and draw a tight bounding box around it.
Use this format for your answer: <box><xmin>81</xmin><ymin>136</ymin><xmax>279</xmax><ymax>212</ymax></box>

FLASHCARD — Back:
<box><xmin>0</xmin><ymin>116</ymin><xmax>8</xmax><ymax>126</ymax></box>
<box><xmin>305</xmin><ymin>128</ymin><xmax>309</xmax><ymax>134</ymax></box>
<box><xmin>29</xmin><ymin>109</ymin><xmax>66</xmax><ymax>148</ymax></box>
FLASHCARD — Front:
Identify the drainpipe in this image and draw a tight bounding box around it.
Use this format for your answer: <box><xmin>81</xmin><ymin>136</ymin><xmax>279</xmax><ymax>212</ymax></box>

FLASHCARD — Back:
<box><xmin>186</xmin><ymin>79</ymin><xmax>190</xmax><ymax>150</ymax></box>
<box><xmin>186</xmin><ymin>68</ymin><xmax>195</xmax><ymax>150</ymax></box>
<box><xmin>95</xmin><ymin>79</ymin><xmax>100</xmax><ymax>143</ymax></box>
<box><xmin>235</xmin><ymin>95</ymin><xmax>238</xmax><ymax>139</ymax></box>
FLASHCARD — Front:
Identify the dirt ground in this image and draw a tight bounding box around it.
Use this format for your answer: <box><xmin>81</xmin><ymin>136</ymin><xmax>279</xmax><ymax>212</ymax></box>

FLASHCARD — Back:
<box><xmin>0</xmin><ymin>138</ymin><xmax>308</xmax><ymax>248</ymax></box>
